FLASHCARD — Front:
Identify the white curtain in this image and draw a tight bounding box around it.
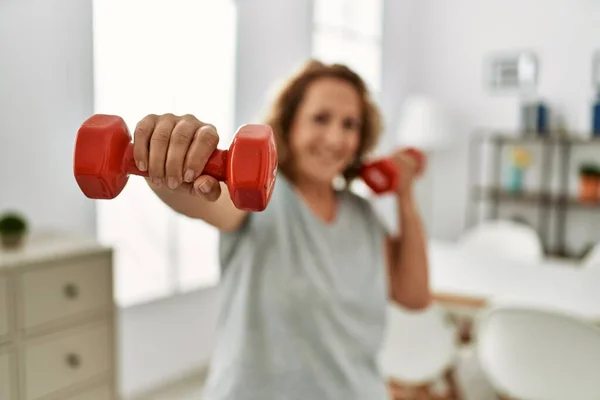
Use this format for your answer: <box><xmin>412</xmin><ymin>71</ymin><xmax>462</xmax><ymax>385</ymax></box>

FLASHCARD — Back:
<box><xmin>92</xmin><ymin>0</ymin><xmax>237</xmax><ymax>306</ymax></box>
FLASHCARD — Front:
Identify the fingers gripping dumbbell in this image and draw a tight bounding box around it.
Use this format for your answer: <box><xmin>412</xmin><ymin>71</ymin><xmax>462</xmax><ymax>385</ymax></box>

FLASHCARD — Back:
<box><xmin>73</xmin><ymin>114</ymin><xmax>278</xmax><ymax>211</ymax></box>
<box><xmin>359</xmin><ymin>148</ymin><xmax>426</xmax><ymax>194</ymax></box>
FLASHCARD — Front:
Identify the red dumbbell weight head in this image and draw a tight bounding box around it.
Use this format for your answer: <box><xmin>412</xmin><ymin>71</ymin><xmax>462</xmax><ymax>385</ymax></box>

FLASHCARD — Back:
<box><xmin>226</xmin><ymin>124</ymin><xmax>278</xmax><ymax>211</ymax></box>
<box><xmin>73</xmin><ymin>114</ymin><xmax>278</xmax><ymax>211</ymax></box>
<box><xmin>359</xmin><ymin>158</ymin><xmax>400</xmax><ymax>194</ymax></box>
<box><xmin>359</xmin><ymin>147</ymin><xmax>426</xmax><ymax>195</ymax></box>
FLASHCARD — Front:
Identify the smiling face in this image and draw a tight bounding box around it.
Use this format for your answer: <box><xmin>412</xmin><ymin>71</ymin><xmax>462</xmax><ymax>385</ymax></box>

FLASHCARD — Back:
<box><xmin>288</xmin><ymin>77</ymin><xmax>363</xmax><ymax>186</ymax></box>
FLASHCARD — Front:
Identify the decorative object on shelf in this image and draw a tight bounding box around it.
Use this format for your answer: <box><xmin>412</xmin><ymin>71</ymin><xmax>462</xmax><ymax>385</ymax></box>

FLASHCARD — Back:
<box><xmin>507</xmin><ymin>146</ymin><xmax>532</xmax><ymax>193</ymax></box>
<box><xmin>592</xmin><ymin>92</ymin><xmax>600</xmax><ymax>137</ymax></box>
<box><xmin>578</xmin><ymin>162</ymin><xmax>600</xmax><ymax>204</ymax></box>
<box><xmin>520</xmin><ymin>99</ymin><xmax>549</xmax><ymax>135</ymax></box>
<box><xmin>592</xmin><ymin>50</ymin><xmax>600</xmax><ymax>137</ymax></box>
<box><xmin>0</xmin><ymin>210</ymin><xmax>28</xmax><ymax>250</ymax></box>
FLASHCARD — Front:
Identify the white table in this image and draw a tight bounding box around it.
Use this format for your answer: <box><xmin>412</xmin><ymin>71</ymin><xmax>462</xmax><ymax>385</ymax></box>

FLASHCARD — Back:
<box><xmin>429</xmin><ymin>240</ymin><xmax>600</xmax><ymax>324</ymax></box>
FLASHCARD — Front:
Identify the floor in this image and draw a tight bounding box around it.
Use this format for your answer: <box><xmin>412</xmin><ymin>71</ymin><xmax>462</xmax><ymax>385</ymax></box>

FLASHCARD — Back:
<box><xmin>142</xmin><ymin>380</ymin><xmax>205</xmax><ymax>400</ymax></box>
<box><xmin>139</xmin><ymin>348</ymin><xmax>500</xmax><ymax>400</ymax></box>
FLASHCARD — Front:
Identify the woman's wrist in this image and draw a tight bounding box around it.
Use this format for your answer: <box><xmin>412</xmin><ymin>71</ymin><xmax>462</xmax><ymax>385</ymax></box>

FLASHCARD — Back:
<box><xmin>396</xmin><ymin>185</ymin><xmax>417</xmax><ymax>210</ymax></box>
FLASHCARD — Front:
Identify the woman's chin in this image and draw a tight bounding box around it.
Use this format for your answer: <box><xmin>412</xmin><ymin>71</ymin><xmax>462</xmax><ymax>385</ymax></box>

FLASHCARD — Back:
<box><xmin>306</xmin><ymin>168</ymin><xmax>344</xmax><ymax>186</ymax></box>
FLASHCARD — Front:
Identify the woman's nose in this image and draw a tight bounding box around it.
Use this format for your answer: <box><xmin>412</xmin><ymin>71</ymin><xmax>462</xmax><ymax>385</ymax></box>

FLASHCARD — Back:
<box><xmin>323</xmin><ymin>123</ymin><xmax>345</xmax><ymax>147</ymax></box>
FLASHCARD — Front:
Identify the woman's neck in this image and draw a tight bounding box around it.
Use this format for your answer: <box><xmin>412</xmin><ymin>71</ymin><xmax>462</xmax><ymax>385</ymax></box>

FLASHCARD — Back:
<box><xmin>292</xmin><ymin>175</ymin><xmax>339</xmax><ymax>223</ymax></box>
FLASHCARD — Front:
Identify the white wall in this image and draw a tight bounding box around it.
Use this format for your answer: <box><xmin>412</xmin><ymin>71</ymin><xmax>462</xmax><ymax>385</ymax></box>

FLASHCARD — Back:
<box><xmin>0</xmin><ymin>0</ymin><xmax>313</xmax><ymax>398</ymax></box>
<box><xmin>0</xmin><ymin>0</ymin><xmax>96</xmax><ymax>236</ymax></box>
<box><xmin>400</xmin><ymin>0</ymin><xmax>600</xmax><ymax>254</ymax></box>
<box><xmin>234</xmin><ymin>0</ymin><xmax>313</xmax><ymax>127</ymax></box>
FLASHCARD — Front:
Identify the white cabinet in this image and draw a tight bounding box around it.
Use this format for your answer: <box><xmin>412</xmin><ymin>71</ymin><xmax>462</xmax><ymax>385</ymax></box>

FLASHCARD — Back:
<box><xmin>0</xmin><ymin>277</ymin><xmax>9</xmax><ymax>342</ymax></box>
<box><xmin>0</xmin><ymin>347</ymin><xmax>15</xmax><ymax>400</ymax></box>
<box><xmin>0</xmin><ymin>231</ymin><xmax>116</xmax><ymax>400</ymax></box>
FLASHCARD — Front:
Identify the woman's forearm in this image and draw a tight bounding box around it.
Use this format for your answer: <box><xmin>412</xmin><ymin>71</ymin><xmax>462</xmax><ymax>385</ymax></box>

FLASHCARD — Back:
<box><xmin>390</xmin><ymin>189</ymin><xmax>431</xmax><ymax>309</ymax></box>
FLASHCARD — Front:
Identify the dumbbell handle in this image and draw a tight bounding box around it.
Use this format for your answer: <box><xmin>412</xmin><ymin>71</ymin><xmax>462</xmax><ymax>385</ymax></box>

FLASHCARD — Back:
<box><xmin>120</xmin><ymin>143</ymin><xmax>229</xmax><ymax>182</ymax></box>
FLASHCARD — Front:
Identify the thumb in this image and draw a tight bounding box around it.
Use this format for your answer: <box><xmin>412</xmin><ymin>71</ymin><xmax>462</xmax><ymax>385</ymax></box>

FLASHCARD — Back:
<box><xmin>193</xmin><ymin>175</ymin><xmax>222</xmax><ymax>202</ymax></box>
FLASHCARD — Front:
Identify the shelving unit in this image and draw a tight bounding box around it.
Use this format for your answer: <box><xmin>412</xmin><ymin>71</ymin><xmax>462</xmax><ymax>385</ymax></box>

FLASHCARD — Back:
<box><xmin>465</xmin><ymin>131</ymin><xmax>600</xmax><ymax>259</ymax></box>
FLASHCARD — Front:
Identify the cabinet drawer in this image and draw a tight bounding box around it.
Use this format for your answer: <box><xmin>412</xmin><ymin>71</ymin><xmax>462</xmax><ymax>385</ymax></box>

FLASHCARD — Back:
<box><xmin>23</xmin><ymin>322</ymin><xmax>112</xmax><ymax>400</ymax></box>
<box><xmin>0</xmin><ymin>277</ymin><xmax>8</xmax><ymax>341</ymax></box>
<box><xmin>20</xmin><ymin>254</ymin><xmax>112</xmax><ymax>331</ymax></box>
<box><xmin>63</xmin><ymin>384</ymin><xmax>113</xmax><ymax>400</ymax></box>
<box><xmin>0</xmin><ymin>350</ymin><xmax>15</xmax><ymax>400</ymax></box>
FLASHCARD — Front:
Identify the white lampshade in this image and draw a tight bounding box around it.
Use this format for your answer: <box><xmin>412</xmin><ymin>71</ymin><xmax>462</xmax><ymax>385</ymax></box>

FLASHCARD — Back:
<box><xmin>395</xmin><ymin>96</ymin><xmax>450</xmax><ymax>151</ymax></box>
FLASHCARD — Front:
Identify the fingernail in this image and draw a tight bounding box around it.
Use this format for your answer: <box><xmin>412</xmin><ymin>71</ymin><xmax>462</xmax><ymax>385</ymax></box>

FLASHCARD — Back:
<box><xmin>152</xmin><ymin>178</ymin><xmax>162</xmax><ymax>187</ymax></box>
<box><xmin>167</xmin><ymin>177</ymin><xmax>178</xmax><ymax>189</ymax></box>
<box><xmin>197</xmin><ymin>180</ymin><xmax>211</xmax><ymax>194</ymax></box>
<box><xmin>137</xmin><ymin>161</ymin><xmax>147</xmax><ymax>171</ymax></box>
<box><xmin>184</xmin><ymin>169</ymin><xmax>195</xmax><ymax>183</ymax></box>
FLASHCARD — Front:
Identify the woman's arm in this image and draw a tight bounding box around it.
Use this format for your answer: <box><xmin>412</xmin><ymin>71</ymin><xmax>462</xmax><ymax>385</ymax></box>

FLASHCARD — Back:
<box><xmin>384</xmin><ymin>149</ymin><xmax>432</xmax><ymax>309</ymax></box>
<box><xmin>147</xmin><ymin>180</ymin><xmax>248</xmax><ymax>232</ymax></box>
<box><xmin>385</xmin><ymin>189</ymin><xmax>431</xmax><ymax>309</ymax></box>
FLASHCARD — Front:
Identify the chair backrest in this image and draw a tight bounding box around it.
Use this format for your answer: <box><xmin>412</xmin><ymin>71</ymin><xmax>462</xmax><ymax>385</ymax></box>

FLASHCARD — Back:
<box><xmin>475</xmin><ymin>305</ymin><xmax>600</xmax><ymax>400</ymax></box>
<box><xmin>378</xmin><ymin>303</ymin><xmax>458</xmax><ymax>384</ymax></box>
<box><xmin>581</xmin><ymin>243</ymin><xmax>600</xmax><ymax>270</ymax></box>
<box><xmin>458</xmin><ymin>219</ymin><xmax>543</xmax><ymax>265</ymax></box>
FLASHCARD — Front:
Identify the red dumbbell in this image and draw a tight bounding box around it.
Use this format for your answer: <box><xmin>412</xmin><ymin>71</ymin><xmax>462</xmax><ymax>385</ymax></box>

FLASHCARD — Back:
<box><xmin>359</xmin><ymin>148</ymin><xmax>425</xmax><ymax>194</ymax></box>
<box><xmin>73</xmin><ymin>114</ymin><xmax>278</xmax><ymax>212</ymax></box>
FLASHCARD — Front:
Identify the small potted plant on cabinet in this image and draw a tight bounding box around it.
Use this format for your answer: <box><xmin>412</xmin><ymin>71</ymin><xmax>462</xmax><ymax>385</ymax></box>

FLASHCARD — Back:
<box><xmin>0</xmin><ymin>211</ymin><xmax>28</xmax><ymax>250</ymax></box>
<box><xmin>578</xmin><ymin>162</ymin><xmax>600</xmax><ymax>203</ymax></box>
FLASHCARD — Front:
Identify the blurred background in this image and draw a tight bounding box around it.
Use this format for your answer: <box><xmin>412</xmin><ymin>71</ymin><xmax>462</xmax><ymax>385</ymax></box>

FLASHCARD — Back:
<box><xmin>1</xmin><ymin>0</ymin><xmax>600</xmax><ymax>399</ymax></box>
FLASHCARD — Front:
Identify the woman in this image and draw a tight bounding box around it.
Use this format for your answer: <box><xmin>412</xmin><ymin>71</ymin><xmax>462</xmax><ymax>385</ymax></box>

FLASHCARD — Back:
<box><xmin>132</xmin><ymin>60</ymin><xmax>430</xmax><ymax>399</ymax></box>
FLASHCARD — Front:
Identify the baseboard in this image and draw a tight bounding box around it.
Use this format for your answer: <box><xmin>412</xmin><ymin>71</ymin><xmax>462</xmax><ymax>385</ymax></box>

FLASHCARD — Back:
<box><xmin>125</xmin><ymin>365</ymin><xmax>209</xmax><ymax>400</ymax></box>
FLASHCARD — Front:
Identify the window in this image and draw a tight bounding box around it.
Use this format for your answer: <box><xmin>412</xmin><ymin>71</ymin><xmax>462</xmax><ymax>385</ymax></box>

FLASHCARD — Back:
<box><xmin>312</xmin><ymin>0</ymin><xmax>384</xmax><ymax>93</ymax></box>
<box><xmin>92</xmin><ymin>0</ymin><xmax>237</xmax><ymax>307</ymax></box>
<box><xmin>312</xmin><ymin>0</ymin><xmax>384</xmax><ymax>197</ymax></box>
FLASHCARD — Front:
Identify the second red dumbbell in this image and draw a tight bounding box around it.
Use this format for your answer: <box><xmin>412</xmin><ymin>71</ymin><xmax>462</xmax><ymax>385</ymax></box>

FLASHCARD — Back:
<box><xmin>359</xmin><ymin>148</ymin><xmax>425</xmax><ymax>195</ymax></box>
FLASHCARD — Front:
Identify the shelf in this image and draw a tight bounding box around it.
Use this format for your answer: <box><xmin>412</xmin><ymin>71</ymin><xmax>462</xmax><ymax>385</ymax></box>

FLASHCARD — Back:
<box><xmin>473</xmin><ymin>186</ymin><xmax>600</xmax><ymax>209</ymax></box>
<box><xmin>471</xmin><ymin>132</ymin><xmax>600</xmax><ymax>145</ymax></box>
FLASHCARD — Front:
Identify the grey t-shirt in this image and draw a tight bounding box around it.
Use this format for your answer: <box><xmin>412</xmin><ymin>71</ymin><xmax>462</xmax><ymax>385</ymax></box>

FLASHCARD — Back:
<box><xmin>202</xmin><ymin>173</ymin><xmax>389</xmax><ymax>400</ymax></box>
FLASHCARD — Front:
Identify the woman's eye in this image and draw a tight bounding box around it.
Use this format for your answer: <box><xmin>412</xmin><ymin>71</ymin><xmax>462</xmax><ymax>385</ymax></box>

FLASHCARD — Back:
<box><xmin>313</xmin><ymin>113</ymin><xmax>329</xmax><ymax>124</ymax></box>
<box><xmin>343</xmin><ymin>119</ymin><xmax>360</xmax><ymax>131</ymax></box>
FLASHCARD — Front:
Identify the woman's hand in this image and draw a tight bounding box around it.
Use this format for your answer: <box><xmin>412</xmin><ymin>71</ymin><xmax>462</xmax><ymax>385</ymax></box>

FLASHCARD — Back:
<box><xmin>132</xmin><ymin>113</ymin><xmax>222</xmax><ymax>201</ymax></box>
<box><xmin>390</xmin><ymin>148</ymin><xmax>422</xmax><ymax>197</ymax></box>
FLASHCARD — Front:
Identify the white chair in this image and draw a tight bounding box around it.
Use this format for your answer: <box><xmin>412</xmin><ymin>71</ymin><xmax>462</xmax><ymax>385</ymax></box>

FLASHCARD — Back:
<box><xmin>581</xmin><ymin>243</ymin><xmax>600</xmax><ymax>270</ymax></box>
<box><xmin>458</xmin><ymin>219</ymin><xmax>544</xmax><ymax>265</ymax></box>
<box><xmin>378</xmin><ymin>302</ymin><xmax>459</xmax><ymax>398</ymax></box>
<box><xmin>475</xmin><ymin>305</ymin><xmax>600</xmax><ymax>400</ymax></box>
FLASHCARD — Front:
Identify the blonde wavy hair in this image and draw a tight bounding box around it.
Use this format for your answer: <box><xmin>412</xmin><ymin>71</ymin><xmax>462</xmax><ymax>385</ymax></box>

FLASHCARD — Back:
<box><xmin>263</xmin><ymin>59</ymin><xmax>383</xmax><ymax>186</ymax></box>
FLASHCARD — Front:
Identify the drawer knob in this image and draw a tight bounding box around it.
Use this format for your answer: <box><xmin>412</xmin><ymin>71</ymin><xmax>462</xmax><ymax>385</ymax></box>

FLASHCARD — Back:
<box><xmin>65</xmin><ymin>353</ymin><xmax>82</xmax><ymax>369</ymax></box>
<box><xmin>63</xmin><ymin>283</ymin><xmax>79</xmax><ymax>299</ymax></box>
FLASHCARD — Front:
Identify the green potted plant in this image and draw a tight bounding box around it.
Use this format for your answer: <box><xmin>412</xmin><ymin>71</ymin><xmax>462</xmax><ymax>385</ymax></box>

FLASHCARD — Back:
<box><xmin>0</xmin><ymin>211</ymin><xmax>28</xmax><ymax>250</ymax></box>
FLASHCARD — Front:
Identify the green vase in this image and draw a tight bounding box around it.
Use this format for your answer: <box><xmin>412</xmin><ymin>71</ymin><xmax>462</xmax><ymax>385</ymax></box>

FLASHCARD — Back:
<box><xmin>508</xmin><ymin>166</ymin><xmax>524</xmax><ymax>193</ymax></box>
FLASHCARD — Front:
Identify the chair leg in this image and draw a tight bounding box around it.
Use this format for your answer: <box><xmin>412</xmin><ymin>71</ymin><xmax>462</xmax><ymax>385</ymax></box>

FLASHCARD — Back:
<box><xmin>388</xmin><ymin>380</ymin><xmax>429</xmax><ymax>400</ymax></box>
<box><xmin>389</xmin><ymin>379</ymin><xmax>461</xmax><ymax>400</ymax></box>
<box><xmin>446</xmin><ymin>367</ymin><xmax>462</xmax><ymax>399</ymax></box>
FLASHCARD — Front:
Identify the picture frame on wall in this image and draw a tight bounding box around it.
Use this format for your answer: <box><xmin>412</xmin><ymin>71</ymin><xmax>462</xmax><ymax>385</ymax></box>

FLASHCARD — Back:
<box><xmin>484</xmin><ymin>50</ymin><xmax>539</xmax><ymax>93</ymax></box>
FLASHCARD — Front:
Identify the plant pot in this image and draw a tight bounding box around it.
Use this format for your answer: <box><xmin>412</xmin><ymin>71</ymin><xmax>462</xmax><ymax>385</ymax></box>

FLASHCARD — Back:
<box><xmin>0</xmin><ymin>233</ymin><xmax>25</xmax><ymax>250</ymax></box>
<box><xmin>579</xmin><ymin>175</ymin><xmax>600</xmax><ymax>203</ymax></box>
